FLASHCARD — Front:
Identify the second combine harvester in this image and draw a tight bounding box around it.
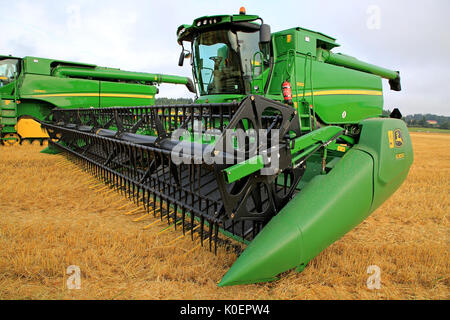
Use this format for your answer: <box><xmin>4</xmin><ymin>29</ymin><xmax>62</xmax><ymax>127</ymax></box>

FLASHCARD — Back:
<box><xmin>0</xmin><ymin>55</ymin><xmax>194</xmax><ymax>146</ymax></box>
<box><xmin>41</xmin><ymin>8</ymin><xmax>413</xmax><ymax>286</ymax></box>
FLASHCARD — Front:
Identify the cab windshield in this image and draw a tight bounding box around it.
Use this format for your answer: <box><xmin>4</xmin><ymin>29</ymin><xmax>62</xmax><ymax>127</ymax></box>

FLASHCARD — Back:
<box><xmin>193</xmin><ymin>29</ymin><xmax>261</xmax><ymax>95</ymax></box>
<box><xmin>0</xmin><ymin>58</ymin><xmax>19</xmax><ymax>86</ymax></box>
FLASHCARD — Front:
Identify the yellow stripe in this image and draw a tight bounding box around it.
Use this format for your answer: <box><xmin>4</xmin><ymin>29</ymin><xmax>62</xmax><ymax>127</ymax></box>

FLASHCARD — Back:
<box><xmin>29</xmin><ymin>93</ymin><xmax>154</xmax><ymax>99</ymax></box>
<box><xmin>388</xmin><ymin>130</ymin><xmax>394</xmax><ymax>149</ymax></box>
<box><xmin>31</xmin><ymin>93</ymin><xmax>98</xmax><ymax>97</ymax></box>
<box><xmin>293</xmin><ymin>89</ymin><xmax>382</xmax><ymax>98</ymax></box>
<box><xmin>100</xmin><ymin>93</ymin><xmax>154</xmax><ymax>99</ymax></box>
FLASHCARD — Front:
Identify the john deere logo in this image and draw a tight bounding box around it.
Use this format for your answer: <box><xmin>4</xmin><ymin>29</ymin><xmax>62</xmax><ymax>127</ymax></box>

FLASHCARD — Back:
<box><xmin>394</xmin><ymin>129</ymin><xmax>403</xmax><ymax>147</ymax></box>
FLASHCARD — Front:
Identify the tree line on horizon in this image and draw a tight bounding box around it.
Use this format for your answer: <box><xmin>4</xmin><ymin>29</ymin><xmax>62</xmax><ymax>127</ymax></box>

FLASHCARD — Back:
<box><xmin>383</xmin><ymin>110</ymin><xmax>450</xmax><ymax>129</ymax></box>
<box><xmin>156</xmin><ymin>97</ymin><xmax>194</xmax><ymax>105</ymax></box>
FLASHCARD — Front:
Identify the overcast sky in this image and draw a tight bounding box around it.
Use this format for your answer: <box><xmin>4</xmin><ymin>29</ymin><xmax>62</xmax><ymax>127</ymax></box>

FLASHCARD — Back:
<box><xmin>2</xmin><ymin>0</ymin><xmax>449</xmax><ymax>115</ymax></box>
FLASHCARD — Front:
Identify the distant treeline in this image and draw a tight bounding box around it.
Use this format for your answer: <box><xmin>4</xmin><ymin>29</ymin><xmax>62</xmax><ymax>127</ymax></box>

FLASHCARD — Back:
<box><xmin>383</xmin><ymin>110</ymin><xmax>450</xmax><ymax>129</ymax></box>
<box><xmin>156</xmin><ymin>97</ymin><xmax>194</xmax><ymax>105</ymax></box>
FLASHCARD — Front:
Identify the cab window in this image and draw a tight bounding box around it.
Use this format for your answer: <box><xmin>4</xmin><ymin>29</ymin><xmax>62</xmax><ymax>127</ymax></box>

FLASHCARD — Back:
<box><xmin>0</xmin><ymin>59</ymin><xmax>19</xmax><ymax>86</ymax></box>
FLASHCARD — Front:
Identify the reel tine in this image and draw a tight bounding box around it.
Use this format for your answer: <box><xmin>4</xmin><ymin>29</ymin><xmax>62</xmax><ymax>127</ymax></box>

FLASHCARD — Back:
<box><xmin>214</xmin><ymin>223</ymin><xmax>219</xmax><ymax>255</ymax></box>
<box><xmin>190</xmin><ymin>213</ymin><xmax>195</xmax><ymax>241</ymax></box>
<box><xmin>153</xmin><ymin>195</ymin><xmax>158</xmax><ymax>217</ymax></box>
<box><xmin>167</xmin><ymin>201</ymin><xmax>171</xmax><ymax>224</ymax></box>
<box><xmin>200</xmin><ymin>216</ymin><xmax>205</xmax><ymax>247</ymax></box>
<box><xmin>208</xmin><ymin>220</ymin><xmax>213</xmax><ymax>252</ymax></box>
<box><xmin>252</xmin><ymin>221</ymin><xmax>256</xmax><ymax>239</ymax></box>
<box><xmin>173</xmin><ymin>204</ymin><xmax>178</xmax><ymax>230</ymax></box>
<box><xmin>182</xmin><ymin>207</ymin><xmax>186</xmax><ymax>235</ymax></box>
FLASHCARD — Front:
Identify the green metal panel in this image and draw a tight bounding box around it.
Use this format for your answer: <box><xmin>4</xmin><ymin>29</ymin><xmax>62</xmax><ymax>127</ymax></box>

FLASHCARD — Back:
<box><xmin>100</xmin><ymin>81</ymin><xmax>157</xmax><ymax>107</ymax></box>
<box><xmin>305</xmin><ymin>93</ymin><xmax>383</xmax><ymax>124</ymax></box>
<box><xmin>356</xmin><ymin>118</ymin><xmax>413</xmax><ymax>211</ymax></box>
<box><xmin>23</xmin><ymin>57</ymin><xmax>53</xmax><ymax>75</ymax></box>
<box><xmin>295</xmin><ymin>29</ymin><xmax>317</xmax><ymax>57</ymax></box>
<box><xmin>273</xmin><ymin>31</ymin><xmax>295</xmax><ymax>57</ymax></box>
<box><xmin>16</xmin><ymin>101</ymin><xmax>53</xmax><ymax>119</ymax></box>
<box><xmin>266</xmin><ymin>58</ymin><xmax>288</xmax><ymax>96</ymax></box>
<box><xmin>19</xmin><ymin>74</ymin><xmax>100</xmax><ymax>108</ymax></box>
<box><xmin>20</xmin><ymin>74</ymin><xmax>99</xmax><ymax>95</ymax></box>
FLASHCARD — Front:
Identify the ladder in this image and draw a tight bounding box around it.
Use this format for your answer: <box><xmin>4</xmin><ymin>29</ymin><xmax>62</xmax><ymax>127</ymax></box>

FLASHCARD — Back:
<box><xmin>0</xmin><ymin>99</ymin><xmax>17</xmax><ymax>134</ymax></box>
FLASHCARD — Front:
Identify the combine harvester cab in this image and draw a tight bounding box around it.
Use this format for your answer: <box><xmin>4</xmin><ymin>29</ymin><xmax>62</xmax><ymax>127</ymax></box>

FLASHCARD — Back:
<box><xmin>40</xmin><ymin>8</ymin><xmax>413</xmax><ymax>286</ymax></box>
<box><xmin>0</xmin><ymin>54</ymin><xmax>194</xmax><ymax>146</ymax></box>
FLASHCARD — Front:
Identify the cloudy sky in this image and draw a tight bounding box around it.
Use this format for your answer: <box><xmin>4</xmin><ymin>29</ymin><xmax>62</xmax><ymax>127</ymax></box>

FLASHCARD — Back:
<box><xmin>2</xmin><ymin>0</ymin><xmax>449</xmax><ymax>115</ymax></box>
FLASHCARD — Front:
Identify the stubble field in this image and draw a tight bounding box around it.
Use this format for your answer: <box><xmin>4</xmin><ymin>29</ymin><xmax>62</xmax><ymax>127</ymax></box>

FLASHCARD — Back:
<box><xmin>0</xmin><ymin>132</ymin><xmax>448</xmax><ymax>300</ymax></box>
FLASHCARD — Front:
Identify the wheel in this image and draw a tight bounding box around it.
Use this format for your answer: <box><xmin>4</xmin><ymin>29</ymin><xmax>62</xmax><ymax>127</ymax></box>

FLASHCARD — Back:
<box><xmin>3</xmin><ymin>133</ymin><xmax>21</xmax><ymax>146</ymax></box>
<box><xmin>21</xmin><ymin>139</ymin><xmax>32</xmax><ymax>145</ymax></box>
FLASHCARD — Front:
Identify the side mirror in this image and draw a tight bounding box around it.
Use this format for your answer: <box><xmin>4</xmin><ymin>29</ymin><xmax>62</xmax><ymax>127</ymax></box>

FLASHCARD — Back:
<box><xmin>259</xmin><ymin>24</ymin><xmax>271</xmax><ymax>43</ymax></box>
<box><xmin>178</xmin><ymin>50</ymin><xmax>185</xmax><ymax>67</ymax></box>
<box><xmin>178</xmin><ymin>51</ymin><xmax>192</xmax><ymax>67</ymax></box>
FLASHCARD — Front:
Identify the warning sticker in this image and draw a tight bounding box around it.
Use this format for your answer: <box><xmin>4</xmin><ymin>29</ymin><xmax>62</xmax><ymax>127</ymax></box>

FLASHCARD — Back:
<box><xmin>388</xmin><ymin>130</ymin><xmax>394</xmax><ymax>149</ymax></box>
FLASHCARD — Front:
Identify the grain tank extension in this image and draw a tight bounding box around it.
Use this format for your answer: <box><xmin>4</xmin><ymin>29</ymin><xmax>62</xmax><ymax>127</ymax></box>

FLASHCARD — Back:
<box><xmin>41</xmin><ymin>8</ymin><xmax>413</xmax><ymax>286</ymax></box>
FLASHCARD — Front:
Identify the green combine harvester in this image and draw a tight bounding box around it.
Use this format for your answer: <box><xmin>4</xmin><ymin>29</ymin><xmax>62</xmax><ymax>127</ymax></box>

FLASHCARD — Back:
<box><xmin>40</xmin><ymin>8</ymin><xmax>413</xmax><ymax>286</ymax></box>
<box><xmin>0</xmin><ymin>55</ymin><xmax>194</xmax><ymax>146</ymax></box>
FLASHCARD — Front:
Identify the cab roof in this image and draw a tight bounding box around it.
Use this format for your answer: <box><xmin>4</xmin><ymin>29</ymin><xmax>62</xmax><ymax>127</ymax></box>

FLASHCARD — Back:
<box><xmin>177</xmin><ymin>13</ymin><xmax>261</xmax><ymax>43</ymax></box>
<box><xmin>0</xmin><ymin>55</ymin><xmax>22</xmax><ymax>60</ymax></box>
<box><xmin>176</xmin><ymin>12</ymin><xmax>339</xmax><ymax>50</ymax></box>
